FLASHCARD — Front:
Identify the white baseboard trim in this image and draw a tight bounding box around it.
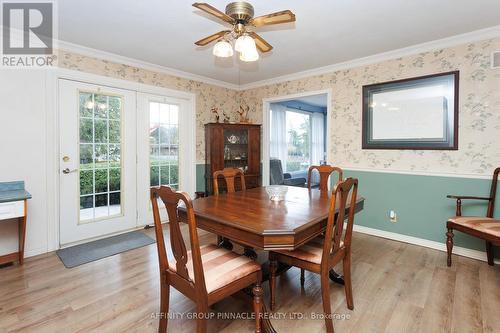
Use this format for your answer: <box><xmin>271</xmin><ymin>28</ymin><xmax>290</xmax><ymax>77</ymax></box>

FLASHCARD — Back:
<box><xmin>353</xmin><ymin>225</ymin><xmax>499</xmax><ymax>265</ymax></box>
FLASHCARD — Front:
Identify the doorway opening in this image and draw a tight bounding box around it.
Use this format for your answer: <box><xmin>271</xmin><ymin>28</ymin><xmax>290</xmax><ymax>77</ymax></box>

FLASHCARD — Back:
<box><xmin>262</xmin><ymin>90</ymin><xmax>331</xmax><ymax>187</ymax></box>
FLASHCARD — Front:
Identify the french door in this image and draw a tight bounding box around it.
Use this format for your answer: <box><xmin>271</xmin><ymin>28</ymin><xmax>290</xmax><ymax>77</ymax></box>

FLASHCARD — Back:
<box><xmin>136</xmin><ymin>93</ymin><xmax>193</xmax><ymax>226</ymax></box>
<box><xmin>59</xmin><ymin>79</ymin><xmax>137</xmax><ymax>245</ymax></box>
<box><xmin>59</xmin><ymin>79</ymin><xmax>195</xmax><ymax>246</ymax></box>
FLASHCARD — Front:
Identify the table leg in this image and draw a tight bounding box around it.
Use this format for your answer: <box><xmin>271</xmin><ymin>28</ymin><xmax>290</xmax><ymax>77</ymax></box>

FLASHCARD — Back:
<box><xmin>18</xmin><ymin>200</ymin><xmax>27</xmax><ymax>265</ymax></box>
<box><xmin>241</xmin><ymin>252</ymin><xmax>278</xmax><ymax>333</ymax></box>
<box><xmin>260</xmin><ymin>261</ymin><xmax>291</xmax><ymax>282</ymax></box>
<box><xmin>241</xmin><ymin>287</ymin><xmax>277</xmax><ymax>333</ymax></box>
<box><xmin>329</xmin><ymin>269</ymin><xmax>345</xmax><ymax>285</ymax></box>
<box><xmin>260</xmin><ymin>301</ymin><xmax>277</xmax><ymax>333</ymax></box>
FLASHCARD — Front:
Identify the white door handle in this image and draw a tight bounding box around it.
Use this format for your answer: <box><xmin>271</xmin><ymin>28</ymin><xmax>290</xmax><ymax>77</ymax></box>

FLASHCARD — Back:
<box><xmin>62</xmin><ymin>168</ymin><xmax>78</xmax><ymax>174</ymax></box>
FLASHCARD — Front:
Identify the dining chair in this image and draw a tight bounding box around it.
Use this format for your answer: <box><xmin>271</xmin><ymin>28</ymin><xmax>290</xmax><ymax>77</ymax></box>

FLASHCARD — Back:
<box><xmin>307</xmin><ymin>165</ymin><xmax>344</xmax><ymax>191</ymax></box>
<box><xmin>213</xmin><ymin>167</ymin><xmax>246</xmax><ymax>195</ymax></box>
<box><xmin>446</xmin><ymin>167</ymin><xmax>499</xmax><ymax>266</ymax></box>
<box><xmin>303</xmin><ymin>164</ymin><xmax>344</xmax><ymax>284</ymax></box>
<box><xmin>269</xmin><ymin>177</ymin><xmax>358</xmax><ymax>333</ymax></box>
<box><xmin>150</xmin><ymin>186</ymin><xmax>263</xmax><ymax>333</ymax></box>
<box><xmin>213</xmin><ymin>168</ymin><xmax>246</xmax><ymax>250</ymax></box>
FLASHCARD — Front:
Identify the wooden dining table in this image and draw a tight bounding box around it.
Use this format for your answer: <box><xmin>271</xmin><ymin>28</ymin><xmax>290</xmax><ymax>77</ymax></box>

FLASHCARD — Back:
<box><xmin>179</xmin><ymin>185</ymin><xmax>365</xmax><ymax>333</ymax></box>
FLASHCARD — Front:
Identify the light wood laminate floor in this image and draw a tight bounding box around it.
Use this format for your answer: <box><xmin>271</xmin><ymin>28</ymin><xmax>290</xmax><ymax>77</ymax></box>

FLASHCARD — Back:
<box><xmin>0</xmin><ymin>226</ymin><xmax>499</xmax><ymax>333</ymax></box>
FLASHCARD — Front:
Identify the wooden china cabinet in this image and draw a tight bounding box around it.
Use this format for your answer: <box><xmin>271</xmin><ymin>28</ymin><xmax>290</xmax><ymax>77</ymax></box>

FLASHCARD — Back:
<box><xmin>205</xmin><ymin>123</ymin><xmax>261</xmax><ymax>195</ymax></box>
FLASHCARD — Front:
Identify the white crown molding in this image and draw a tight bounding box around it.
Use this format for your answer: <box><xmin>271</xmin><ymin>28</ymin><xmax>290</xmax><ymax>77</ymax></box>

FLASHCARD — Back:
<box><xmin>57</xmin><ymin>40</ymin><xmax>241</xmax><ymax>91</ymax></box>
<box><xmin>353</xmin><ymin>225</ymin><xmax>499</xmax><ymax>265</ymax></box>
<box><xmin>240</xmin><ymin>25</ymin><xmax>500</xmax><ymax>90</ymax></box>
<box><xmin>54</xmin><ymin>25</ymin><xmax>500</xmax><ymax>91</ymax></box>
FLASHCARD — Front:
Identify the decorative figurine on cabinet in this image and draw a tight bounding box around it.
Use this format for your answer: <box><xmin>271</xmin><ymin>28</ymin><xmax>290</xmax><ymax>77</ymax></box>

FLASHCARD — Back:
<box><xmin>211</xmin><ymin>107</ymin><xmax>220</xmax><ymax>123</ymax></box>
<box><xmin>222</xmin><ymin>110</ymin><xmax>230</xmax><ymax>123</ymax></box>
<box><xmin>238</xmin><ymin>105</ymin><xmax>250</xmax><ymax>123</ymax></box>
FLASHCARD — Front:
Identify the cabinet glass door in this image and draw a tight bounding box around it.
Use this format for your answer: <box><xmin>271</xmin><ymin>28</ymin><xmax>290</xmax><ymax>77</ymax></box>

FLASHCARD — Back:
<box><xmin>223</xmin><ymin>129</ymin><xmax>249</xmax><ymax>173</ymax></box>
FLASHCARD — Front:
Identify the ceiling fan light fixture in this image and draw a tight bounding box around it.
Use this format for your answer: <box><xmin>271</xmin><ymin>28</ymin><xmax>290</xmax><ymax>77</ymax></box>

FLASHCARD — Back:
<box><xmin>239</xmin><ymin>47</ymin><xmax>259</xmax><ymax>62</ymax></box>
<box><xmin>213</xmin><ymin>39</ymin><xmax>233</xmax><ymax>57</ymax></box>
<box><xmin>193</xmin><ymin>2</ymin><xmax>296</xmax><ymax>61</ymax></box>
<box><xmin>234</xmin><ymin>34</ymin><xmax>252</xmax><ymax>52</ymax></box>
<box><xmin>237</xmin><ymin>34</ymin><xmax>257</xmax><ymax>55</ymax></box>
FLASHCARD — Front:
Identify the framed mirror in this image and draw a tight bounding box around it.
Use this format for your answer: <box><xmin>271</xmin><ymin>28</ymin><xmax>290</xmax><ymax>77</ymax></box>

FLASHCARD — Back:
<box><xmin>362</xmin><ymin>71</ymin><xmax>459</xmax><ymax>150</ymax></box>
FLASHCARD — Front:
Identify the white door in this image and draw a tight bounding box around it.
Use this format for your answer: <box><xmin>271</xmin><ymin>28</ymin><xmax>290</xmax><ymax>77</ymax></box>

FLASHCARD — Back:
<box><xmin>59</xmin><ymin>79</ymin><xmax>137</xmax><ymax>245</ymax></box>
<box><xmin>137</xmin><ymin>93</ymin><xmax>195</xmax><ymax>226</ymax></box>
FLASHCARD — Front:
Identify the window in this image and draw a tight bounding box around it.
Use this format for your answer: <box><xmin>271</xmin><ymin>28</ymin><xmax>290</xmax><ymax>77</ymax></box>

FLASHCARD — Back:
<box><xmin>149</xmin><ymin>102</ymin><xmax>179</xmax><ymax>190</ymax></box>
<box><xmin>79</xmin><ymin>92</ymin><xmax>123</xmax><ymax>222</ymax></box>
<box><xmin>286</xmin><ymin>111</ymin><xmax>311</xmax><ymax>172</ymax></box>
<box><xmin>271</xmin><ymin>103</ymin><xmax>326</xmax><ymax>174</ymax></box>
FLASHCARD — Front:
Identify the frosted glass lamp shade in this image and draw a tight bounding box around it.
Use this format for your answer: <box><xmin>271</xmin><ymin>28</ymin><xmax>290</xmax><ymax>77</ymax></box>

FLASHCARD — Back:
<box><xmin>235</xmin><ymin>34</ymin><xmax>255</xmax><ymax>53</ymax></box>
<box><xmin>240</xmin><ymin>47</ymin><xmax>259</xmax><ymax>62</ymax></box>
<box><xmin>213</xmin><ymin>40</ymin><xmax>233</xmax><ymax>57</ymax></box>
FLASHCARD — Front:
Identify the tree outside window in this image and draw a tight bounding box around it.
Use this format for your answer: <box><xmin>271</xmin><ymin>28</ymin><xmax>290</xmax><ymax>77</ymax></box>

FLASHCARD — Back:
<box><xmin>286</xmin><ymin>111</ymin><xmax>310</xmax><ymax>172</ymax></box>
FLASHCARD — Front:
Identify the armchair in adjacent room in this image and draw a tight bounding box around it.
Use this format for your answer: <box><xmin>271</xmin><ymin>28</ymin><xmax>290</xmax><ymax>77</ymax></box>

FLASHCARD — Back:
<box><xmin>269</xmin><ymin>158</ymin><xmax>306</xmax><ymax>187</ymax></box>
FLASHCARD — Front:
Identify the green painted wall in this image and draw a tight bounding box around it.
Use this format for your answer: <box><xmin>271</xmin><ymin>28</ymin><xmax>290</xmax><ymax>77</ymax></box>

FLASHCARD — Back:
<box><xmin>344</xmin><ymin>170</ymin><xmax>499</xmax><ymax>257</ymax></box>
<box><xmin>196</xmin><ymin>164</ymin><xmax>206</xmax><ymax>192</ymax></box>
<box><xmin>195</xmin><ymin>164</ymin><xmax>498</xmax><ymax>257</ymax></box>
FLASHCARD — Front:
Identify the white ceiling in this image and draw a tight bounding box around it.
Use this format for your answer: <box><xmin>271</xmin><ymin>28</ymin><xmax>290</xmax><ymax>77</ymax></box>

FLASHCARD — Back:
<box><xmin>58</xmin><ymin>0</ymin><xmax>500</xmax><ymax>85</ymax></box>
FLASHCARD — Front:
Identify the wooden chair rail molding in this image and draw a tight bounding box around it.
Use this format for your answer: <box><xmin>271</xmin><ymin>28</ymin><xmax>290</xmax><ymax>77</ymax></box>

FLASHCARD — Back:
<box><xmin>307</xmin><ymin>165</ymin><xmax>344</xmax><ymax>191</ymax></box>
<box><xmin>446</xmin><ymin>167</ymin><xmax>500</xmax><ymax>267</ymax></box>
<box><xmin>150</xmin><ymin>186</ymin><xmax>263</xmax><ymax>333</ymax></box>
<box><xmin>269</xmin><ymin>177</ymin><xmax>359</xmax><ymax>333</ymax></box>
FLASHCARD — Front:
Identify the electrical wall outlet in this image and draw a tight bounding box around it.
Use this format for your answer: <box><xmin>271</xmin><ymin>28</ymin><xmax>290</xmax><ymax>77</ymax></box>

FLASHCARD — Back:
<box><xmin>389</xmin><ymin>210</ymin><xmax>397</xmax><ymax>223</ymax></box>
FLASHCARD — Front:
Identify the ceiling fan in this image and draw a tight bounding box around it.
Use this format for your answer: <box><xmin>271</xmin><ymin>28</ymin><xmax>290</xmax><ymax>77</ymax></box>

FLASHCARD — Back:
<box><xmin>192</xmin><ymin>2</ymin><xmax>296</xmax><ymax>62</ymax></box>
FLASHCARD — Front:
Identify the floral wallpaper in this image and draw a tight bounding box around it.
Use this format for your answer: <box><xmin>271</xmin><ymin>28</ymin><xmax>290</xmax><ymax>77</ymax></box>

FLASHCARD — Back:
<box><xmin>241</xmin><ymin>37</ymin><xmax>500</xmax><ymax>175</ymax></box>
<box><xmin>57</xmin><ymin>50</ymin><xmax>245</xmax><ymax>163</ymax></box>
<box><xmin>58</xmin><ymin>36</ymin><xmax>500</xmax><ymax>174</ymax></box>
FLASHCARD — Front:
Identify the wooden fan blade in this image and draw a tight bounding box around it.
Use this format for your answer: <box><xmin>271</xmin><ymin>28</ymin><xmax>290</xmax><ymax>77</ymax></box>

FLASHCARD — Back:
<box><xmin>192</xmin><ymin>3</ymin><xmax>235</xmax><ymax>25</ymax></box>
<box><xmin>248</xmin><ymin>32</ymin><xmax>273</xmax><ymax>52</ymax></box>
<box><xmin>250</xmin><ymin>10</ymin><xmax>296</xmax><ymax>27</ymax></box>
<box><xmin>194</xmin><ymin>30</ymin><xmax>230</xmax><ymax>46</ymax></box>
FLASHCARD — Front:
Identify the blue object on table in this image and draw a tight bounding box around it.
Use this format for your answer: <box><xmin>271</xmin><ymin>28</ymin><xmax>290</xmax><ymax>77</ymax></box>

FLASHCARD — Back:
<box><xmin>0</xmin><ymin>181</ymin><xmax>32</xmax><ymax>203</ymax></box>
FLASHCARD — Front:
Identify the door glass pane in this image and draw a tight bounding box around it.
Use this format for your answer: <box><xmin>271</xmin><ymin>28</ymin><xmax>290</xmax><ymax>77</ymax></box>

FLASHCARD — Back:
<box><xmin>79</xmin><ymin>91</ymin><xmax>123</xmax><ymax>222</ymax></box>
<box><xmin>149</xmin><ymin>101</ymin><xmax>179</xmax><ymax>191</ymax></box>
